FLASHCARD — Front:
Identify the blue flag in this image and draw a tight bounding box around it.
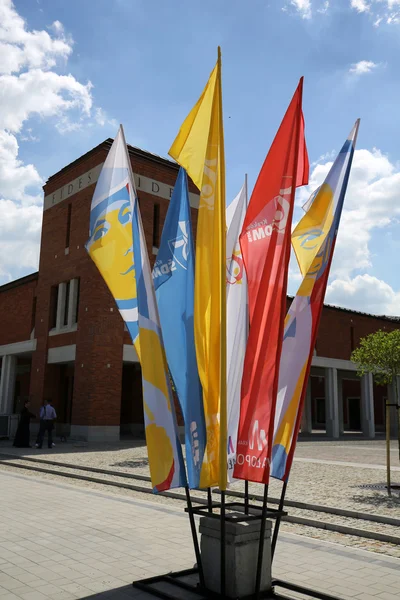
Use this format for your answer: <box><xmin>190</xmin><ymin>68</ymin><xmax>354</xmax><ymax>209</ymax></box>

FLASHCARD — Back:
<box><xmin>153</xmin><ymin>168</ymin><xmax>205</xmax><ymax>489</ymax></box>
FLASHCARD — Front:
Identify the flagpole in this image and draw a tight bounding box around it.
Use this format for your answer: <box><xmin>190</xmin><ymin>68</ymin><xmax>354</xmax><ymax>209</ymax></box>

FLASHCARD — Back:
<box><xmin>217</xmin><ymin>45</ymin><xmax>227</xmax><ymax>599</ymax></box>
<box><xmin>185</xmin><ymin>486</ymin><xmax>205</xmax><ymax>588</ymax></box>
<box><xmin>207</xmin><ymin>487</ymin><xmax>213</xmax><ymax>513</ymax></box>
<box><xmin>244</xmin><ymin>173</ymin><xmax>249</xmax><ymax>518</ymax></box>
<box><xmin>271</xmin><ymin>480</ymin><xmax>288</xmax><ymax>561</ymax></box>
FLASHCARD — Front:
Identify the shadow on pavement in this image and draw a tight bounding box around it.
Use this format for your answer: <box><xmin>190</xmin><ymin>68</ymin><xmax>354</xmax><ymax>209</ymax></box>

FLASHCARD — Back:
<box><xmin>78</xmin><ymin>584</ymin><xmax>172</xmax><ymax>599</ymax></box>
<box><xmin>351</xmin><ymin>490</ymin><xmax>400</xmax><ymax>507</ymax></box>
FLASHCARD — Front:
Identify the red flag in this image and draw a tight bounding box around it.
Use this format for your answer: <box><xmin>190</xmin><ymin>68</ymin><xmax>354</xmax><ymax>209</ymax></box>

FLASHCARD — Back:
<box><xmin>233</xmin><ymin>78</ymin><xmax>309</xmax><ymax>484</ymax></box>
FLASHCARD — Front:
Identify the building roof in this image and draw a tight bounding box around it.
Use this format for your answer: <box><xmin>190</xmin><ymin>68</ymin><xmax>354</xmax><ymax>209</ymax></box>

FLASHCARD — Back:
<box><xmin>0</xmin><ymin>272</ymin><xmax>39</xmax><ymax>293</ymax></box>
<box><xmin>286</xmin><ymin>295</ymin><xmax>400</xmax><ymax>323</ymax></box>
<box><xmin>45</xmin><ymin>138</ymin><xmax>179</xmax><ymax>186</ymax></box>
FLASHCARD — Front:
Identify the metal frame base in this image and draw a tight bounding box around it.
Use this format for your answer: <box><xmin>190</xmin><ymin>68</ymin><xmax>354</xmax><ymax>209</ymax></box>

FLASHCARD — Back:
<box><xmin>132</xmin><ymin>568</ymin><xmax>345</xmax><ymax>600</ymax></box>
<box><xmin>187</xmin><ymin>500</ymin><xmax>287</xmax><ymax>523</ymax></box>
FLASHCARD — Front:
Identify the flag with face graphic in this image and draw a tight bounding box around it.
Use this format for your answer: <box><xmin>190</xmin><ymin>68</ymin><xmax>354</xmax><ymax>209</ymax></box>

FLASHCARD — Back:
<box><xmin>271</xmin><ymin>120</ymin><xmax>360</xmax><ymax>482</ymax></box>
<box><xmin>233</xmin><ymin>78</ymin><xmax>309</xmax><ymax>484</ymax></box>
<box><xmin>226</xmin><ymin>181</ymin><xmax>248</xmax><ymax>482</ymax></box>
<box><xmin>153</xmin><ymin>167</ymin><xmax>205</xmax><ymax>489</ymax></box>
<box><xmin>86</xmin><ymin>126</ymin><xmax>186</xmax><ymax>492</ymax></box>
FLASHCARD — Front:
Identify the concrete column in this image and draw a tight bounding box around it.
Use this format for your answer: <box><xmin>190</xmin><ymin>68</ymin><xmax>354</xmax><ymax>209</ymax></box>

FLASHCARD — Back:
<box><xmin>0</xmin><ymin>355</ymin><xmax>17</xmax><ymax>414</ymax></box>
<box><xmin>338</xmin><ymin>374</ymin><xmax>344</xmax><ymax>435</ymax></box>
<box><xmin>325</xmin><ymin>367</ymin><xmax>339</xmax><ymax>438</ymax></box>
<box><xmin>67</xmin><ymin>278</ymin><xmax>79</xmax><ymax>328</ymax></box>
<box><xmin>301</xmin><ymin>380</ymin><xmax>312</xmax><ymax>434</ymax></box>
<box><xmin>361</xmin><ymin>373</ymin><xmax>375</xmax><ymax>439</ymax></box>
<box><xmin>56</xmin><ymin>282</ymin><xmax>67</xmax><ymax>330</ymax></box>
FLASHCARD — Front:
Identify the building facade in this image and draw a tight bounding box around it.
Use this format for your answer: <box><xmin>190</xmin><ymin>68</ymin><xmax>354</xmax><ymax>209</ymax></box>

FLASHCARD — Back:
<box><xmin>0</xmin><ymin>139</ymin><xmax>399</xmax><ymax>442</ymax></box>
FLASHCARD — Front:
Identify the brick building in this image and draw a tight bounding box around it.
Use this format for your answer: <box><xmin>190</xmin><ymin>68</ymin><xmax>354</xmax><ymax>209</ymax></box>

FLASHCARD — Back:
<box><xmin>0</xmin><ymin>138</ymin><xmax>399</xmax><ymax>441</ymax></box>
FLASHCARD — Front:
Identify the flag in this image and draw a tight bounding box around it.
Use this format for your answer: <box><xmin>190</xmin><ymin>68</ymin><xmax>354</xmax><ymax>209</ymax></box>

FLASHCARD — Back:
<box><xmin>87</xmin><ymin>126</ymin><xmax>186</xmax><ymax>492</ymax></box>
<box><xmin>169</xmin><ymin>49</ymin><xmax>227</xmax><ymax>490</ymax></box>
<box><xmin>233</xmin><ymin>78</ymin><xmax>309</xmax><ymax>484</ymax></box>
<box><xmin>153</xmin><ymin>167</ymin><xmax>206</xmax><ymax>489</ymax></box>
<box><xmin>226</xmin><ymin>181</ymin><xmax>248</xmax><ymax>482</ymax></box>
<box><xmin>271</xmin><ymin>120</ymin><xmax>360</xmax><ymax>481</ymax></box>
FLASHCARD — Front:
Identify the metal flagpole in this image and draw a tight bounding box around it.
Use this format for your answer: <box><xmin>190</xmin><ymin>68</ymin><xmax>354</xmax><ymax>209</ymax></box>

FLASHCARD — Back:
<box><xmin>244</xmin><ymin>480</ymin><xmax>249</xmax><ymax>515</ymax></box>
<box><xmin>207</xmin><ymin>487</ymin><xmax>213</xmax><ymax>513</ymax></box>
<box><xmin>271</xmin><ymin>480</ymin><xmax>288</xmax><ymax>561</ymax></box>
<box><xmin>220</xmin><ymin>490</ymin><xmax>226</xmax><ymax>598</ymax></box>
<box><xmin>244</xmin><ymin>174</ymin><xmax>250</xmax><ymax>521</ymax></box>
<box><xmin>254</xmin><ymin>484</ymin><xmax>268</xmax><ymax>600</ymax></box>
<box><xmin>185</xmin><ymin>486</ymin><xmax>205</xmax><ymax>588</ymax></box>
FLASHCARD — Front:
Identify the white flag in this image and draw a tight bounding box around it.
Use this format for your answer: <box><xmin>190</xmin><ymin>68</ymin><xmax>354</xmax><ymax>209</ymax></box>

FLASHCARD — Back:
<box><xmin>226</xmin><ymin>181</ymin><xmax>248</xmax><ymax>482</ymax></box>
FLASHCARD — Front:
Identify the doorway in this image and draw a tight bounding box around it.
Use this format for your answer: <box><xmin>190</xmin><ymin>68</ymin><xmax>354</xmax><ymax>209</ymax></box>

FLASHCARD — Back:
<box><xmin>347</xmin><ymin>397</ymin><xmax>361</xmax><ymax>431</ymax></box>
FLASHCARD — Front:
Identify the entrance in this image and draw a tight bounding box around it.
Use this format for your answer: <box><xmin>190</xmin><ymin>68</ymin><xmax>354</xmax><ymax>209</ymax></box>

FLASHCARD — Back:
<box><xmin>347</xmin><ymin>397</ymin><xmax>361</xmax><ymax>431</ymax></box>
<box><xmin>120</xmin><ymin>363</ymin><xmax>144</xmax><ymax>438</ymax></box>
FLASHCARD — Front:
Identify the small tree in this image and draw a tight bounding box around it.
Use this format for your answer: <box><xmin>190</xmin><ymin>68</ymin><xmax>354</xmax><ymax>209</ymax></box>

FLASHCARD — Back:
<box><xmin>351</xmin><ymin>329</ymin><xmax>400</xmax><ymax>495</ymax></box>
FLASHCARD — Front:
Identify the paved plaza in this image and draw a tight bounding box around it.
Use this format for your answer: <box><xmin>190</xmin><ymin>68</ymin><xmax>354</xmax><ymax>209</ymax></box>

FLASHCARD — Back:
<box><xmin>0</xmin><ymin>470</ymin><xmax>399</xmax><ymax>600</ymax></box>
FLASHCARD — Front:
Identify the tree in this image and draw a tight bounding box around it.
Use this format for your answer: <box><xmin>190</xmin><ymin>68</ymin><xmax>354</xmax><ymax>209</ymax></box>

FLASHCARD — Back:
<box><xmin>351</xmin><ymin>329</ymin><xmax>400</xmax><ymax>496</ymax></box>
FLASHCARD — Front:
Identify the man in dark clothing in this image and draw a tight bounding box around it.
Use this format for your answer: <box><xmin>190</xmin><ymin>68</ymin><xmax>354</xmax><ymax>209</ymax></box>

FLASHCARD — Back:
<box><xmin>35</xmin><ymin>399</ymin><xmax>57</xmax><ymax>449</ymax></box>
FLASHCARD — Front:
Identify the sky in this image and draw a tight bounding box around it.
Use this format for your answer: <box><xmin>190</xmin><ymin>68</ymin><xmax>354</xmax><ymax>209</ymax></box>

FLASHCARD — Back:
<box><xmin>2</xmin><ymin>0</ymin><xmax>400</xmax><ymax>315</ymax></box>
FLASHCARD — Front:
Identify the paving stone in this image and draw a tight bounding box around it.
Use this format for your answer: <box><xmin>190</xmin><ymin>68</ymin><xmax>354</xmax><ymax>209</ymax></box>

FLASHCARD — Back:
<box><xmin>0</xmin><ymin>465</ymin><xmax>399</xmax><ymax>600</ymax></box>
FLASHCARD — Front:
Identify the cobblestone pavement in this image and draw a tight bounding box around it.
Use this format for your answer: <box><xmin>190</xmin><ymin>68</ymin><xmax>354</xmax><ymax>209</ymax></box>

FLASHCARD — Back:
<box><xmin>1</xmin><ymin>440</ymin><xmax>399</xmax><ymax>559</ymax></box>
<box><xmin>1</xmin><ymin>470</ymin><xmax>399</xmax><ymax>600</ymax></box>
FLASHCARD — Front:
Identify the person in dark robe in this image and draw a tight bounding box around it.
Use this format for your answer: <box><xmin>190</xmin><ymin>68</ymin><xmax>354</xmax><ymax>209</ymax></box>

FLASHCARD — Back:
<box><xmin>13</xmin><ymin>401</ymin><xmax>36</xmax><ymax>448</ymax></box>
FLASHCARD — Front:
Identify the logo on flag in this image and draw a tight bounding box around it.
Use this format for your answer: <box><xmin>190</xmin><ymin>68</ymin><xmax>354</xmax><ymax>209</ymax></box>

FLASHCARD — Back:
<box><xmin>168</xmin><ymin>220</ymin><xmax>190</xmax><ymax>270</ymax></box>
<box><xmin>226</xmin><ymin>246</ymin><xmax>244</xmax><ymax>285</ymax></box>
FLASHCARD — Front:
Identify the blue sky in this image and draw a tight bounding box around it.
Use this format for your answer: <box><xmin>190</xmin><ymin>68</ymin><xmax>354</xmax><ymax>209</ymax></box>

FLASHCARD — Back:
<box><xmin>2</xmin><ymin>0</ymin><xmax>400</xmax><ymax>314</ymax></box>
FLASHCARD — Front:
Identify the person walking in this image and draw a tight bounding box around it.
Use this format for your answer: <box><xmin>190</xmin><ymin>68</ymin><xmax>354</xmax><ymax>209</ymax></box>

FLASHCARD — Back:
<box><xmin>13</xmin><ymin>400</ymin><xmax>36</xmax><ymax>448</ymax></box>
<box><xmin>35</xmin><ymin>399</ymin><xmax>57</xmax><ymax>449</ymax></box>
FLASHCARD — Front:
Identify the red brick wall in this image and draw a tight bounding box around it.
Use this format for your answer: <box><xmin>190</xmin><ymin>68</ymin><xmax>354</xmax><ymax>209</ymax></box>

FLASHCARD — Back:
<box><xmin>0</xmin><ymin>278</ymin><xmax>37</xmax><ymax>345</ymax></box>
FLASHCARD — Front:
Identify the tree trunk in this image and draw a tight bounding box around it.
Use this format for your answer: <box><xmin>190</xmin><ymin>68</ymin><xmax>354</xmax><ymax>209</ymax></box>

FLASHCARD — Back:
<box><xmin>396</xmin><ymin>379</ymin><xmax>400</xmax><ymax>464</ymax></box>
<box><xmin>386</xmin><ymin>399</ymin><xmax>391</xmax><ymax>496</ymax></box>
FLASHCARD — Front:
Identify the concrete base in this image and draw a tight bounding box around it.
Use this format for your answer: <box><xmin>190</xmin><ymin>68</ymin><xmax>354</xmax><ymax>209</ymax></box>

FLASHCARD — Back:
<box><xmin>199</xmin><ymin>515</ymin><xmax>272</xmax><ymax>599</ymax></box>
<box><xmin>70</xmin><ymin>425</ymin><xmax>120</xmax><ymax>442</ymax></box>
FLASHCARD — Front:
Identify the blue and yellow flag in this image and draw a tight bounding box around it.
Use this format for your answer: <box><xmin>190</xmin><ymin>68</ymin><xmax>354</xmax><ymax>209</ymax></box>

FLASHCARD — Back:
<box><xmin>153</xmin><ymin>168</ymin><xmax>205</xmax><ymax>489</ymax></box>
<box><xmin>87</xmin><ymin>126</ymin><xmax>186</xmax><ymax>492</ymax></box>
<box><xmin>169</xmin><ymin>49</ymin><xmax>227</xmax><ymax>490</ymax></box>
<box><xmin>271</xmin><ymin>120</ymin><xmax>360</xmax><ymax>481</ymax></box>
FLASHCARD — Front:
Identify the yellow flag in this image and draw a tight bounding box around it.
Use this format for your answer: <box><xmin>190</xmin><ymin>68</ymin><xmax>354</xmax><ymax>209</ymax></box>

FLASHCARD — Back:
<box><xmin>291</xmin><ymin>183</ymin><xmax>335</xmax><ymax>278</ymax></box>
<box><xmin>169</xmin><ymin>49</ymin><xmax>227</xmax><ymax>490</ymax></box>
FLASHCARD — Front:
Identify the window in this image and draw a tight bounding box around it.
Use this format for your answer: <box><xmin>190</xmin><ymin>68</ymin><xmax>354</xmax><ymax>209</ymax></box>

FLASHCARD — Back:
<box><xmin>49</xmin><ymin>286</ymin><xmax>59</xmax><ymax>330</ymax></box>
<box><xmin>63</xmin><ymin>281</ymin><xmax>70</xmax><ymax>326</ymax></box>
<box><xmin>49</xmin><ymin>278</ymin><xmax>79</xmax><ymax>334</ymax></box>
<box><xmin>65</xmin><ymin>204</ymin><xmax>72</xmax><ymax>248</ymax></box>
<box><xmin>350</xmin><ymin>326</ymin><xmax>355</xmax><ymax>352</ymax></box>
<box><xmin>152</xmin><ymin>204</ymin><xmax>160</xmax><ymax>248</ymax></box>
<box><xmin>73</xmin><ymin>278</ymin><xmax>80</xmax><ymax>325</ymax></box>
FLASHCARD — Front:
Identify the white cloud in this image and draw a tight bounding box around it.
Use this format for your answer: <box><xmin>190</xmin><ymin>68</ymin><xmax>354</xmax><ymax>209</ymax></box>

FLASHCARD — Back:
<box><xmin>350</xmin><ymin>0</ymin><xmax>400</xmax><ymax>24</ymax></box>
<box><xmin>0</xmin><ymin>199</ymin><xmax>42</xmax><ymax>281</ymax></box>
<box><xmin>326</xmin><ymin>275</ymin><xmax>400</xmax><ymax>316</ymax></box>
<box><xmin>291</xmin><ymin>0</ymin><xmax>312</xmax><ymax>18</ymax></box>
<box><xmin>0</xmin><ymin>70</ymin><xmax>93</xmax><ymax>133</ymax></box>
<box><xmin>0</xmin><ymin>1</ymin><xmax>72</xmax><ymax>75</ymax></box>
<box><xmin>0</xmin><ymin>130</ymin><xmax>42</xmax><ymax>205</ymax></box>
<box><xmin>351</xmin><ymin>0</ymin><xmax>370</xmax><ymax>12</ymax></box>
<box><xmin>94</xmin><ymin>107</ymin><xmax>118</xmax><ymax>129</ymax></box>
<box><xmin>349</xmin><ymin>60</ymin><xmax>379</xmax><ymax>75</ymax></box>
<box><xmin>296</xmin><ymin>145</ymin><xmax>400</xmax><ymax>316</ymax></box>
<box><xmin>317</xmin><ymin>1</ymin><xmax>330</xmax><ymax>13</ymax></box>
<box><xmin>0</xmin><ymin>0</ymin><xmax>111</xmax><ymax>283</ymax></box>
